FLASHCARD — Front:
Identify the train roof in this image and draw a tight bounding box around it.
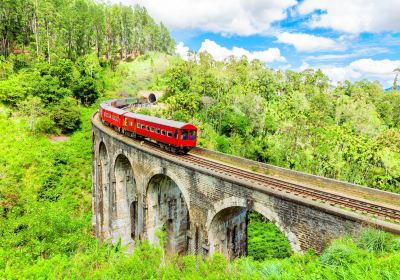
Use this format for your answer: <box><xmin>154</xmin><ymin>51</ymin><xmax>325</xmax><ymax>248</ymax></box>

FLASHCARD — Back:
<box><xmin>100</xmin><ymin>103</ymin><xmax>128</xmax><ymax>115</ymax></box>
<box><xmin>125</xmin><ymin>112</ymin><xmax>196</xmax><ymax>130</ymax></box>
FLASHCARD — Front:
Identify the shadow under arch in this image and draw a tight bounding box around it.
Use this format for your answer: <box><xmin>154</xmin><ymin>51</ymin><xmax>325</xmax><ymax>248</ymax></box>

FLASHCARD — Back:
<box><xmin>207</xmin><ymin>198</ymin><xmax>301</xmax><ymax>259</ymax></box>
<box><xmin>98</xmin><ymin>141</ymin><xmax>110</xmax><ymax>240</ymax></box>
<box><xmin>145</xmin><ymin>174</ymin><xmax>190</xmax><ymax>256</ymax></box>
<box><xmin>111</xmin><ymin>154</ymin><xmax>137</xmax><ymax>247</ymax></box>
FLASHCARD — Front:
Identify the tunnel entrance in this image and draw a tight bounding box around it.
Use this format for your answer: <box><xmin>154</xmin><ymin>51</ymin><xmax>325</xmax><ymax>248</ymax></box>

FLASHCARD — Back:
<box><xmin>146</xmin><ymin>174</ymin><xmax>189</xmax><ymax>256</ymax></box>
<box><xmin>113</xmin><ymin>154</ymin><xmax>137</xmax><ymax>245</ymax></box>
<box><xmin>148</xmin><ymin>93</ymin><xmax>156</xmax><ymax>103</ymax></box>
<box><xmin>209</xmin><ymin>208</ymin><xmax>292</xmax><ymax>260</ymax></box>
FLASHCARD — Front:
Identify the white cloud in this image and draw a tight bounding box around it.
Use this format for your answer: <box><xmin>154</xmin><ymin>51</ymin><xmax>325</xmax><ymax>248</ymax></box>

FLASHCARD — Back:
<box><xmin>175</xmin><ymin>42</ymin><xmax>190</xmax><ymax>60</ymax></box>
<box><xmin>350</xmin><ymin>59</ymin><xmax>400</xmax><ymax>77</ymax></box>
<box><xmin>298</xmin><ymin>0</ymin><xmax>400</xmax><ymax>33</ymax></box>
<box><xmin>305</xmin><ymin>53</ymin><xmax>355</xmax><ymax>61</ymax></box>
<box><xmin>314</xmin><ymin>59</ymin><xmax>400</xmax><ymax>86</ymax></box>
<box><xmin>304</xmin><ymin>47</ymin><xmax>389</xmax><ymax>61</ymax></box>
<box><xmin>113</xmin><ymin>0</ymin><xmax>296</xmax><ymax>35</ymax></box>
<box><xmin>320</xmin><ymin>66</ymin><xmax>362</xmax><ymax>84</ymax></box>
<box><xmin>276</xmin><ymin>32</ymin><xmax>344</xmax><ymax>52</ymax></box>
<box><xmin>199</xmin><ymin>39</ymin><xmax>286</xmax><ymax>63</ymax></box>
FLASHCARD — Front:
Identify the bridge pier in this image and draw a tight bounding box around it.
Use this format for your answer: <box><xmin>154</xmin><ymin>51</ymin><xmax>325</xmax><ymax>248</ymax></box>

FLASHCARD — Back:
<box><xmin>145</xmin><ymin>174</ymin><xmax>190</xmax><ymax>255</ymax></box>
<box><xmin>92</xmin><ymin>115</ymin><xmax>400</xmax><ymax>259</ymax></box>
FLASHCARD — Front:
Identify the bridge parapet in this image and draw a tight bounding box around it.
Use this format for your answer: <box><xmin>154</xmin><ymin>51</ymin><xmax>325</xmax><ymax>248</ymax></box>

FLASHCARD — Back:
<box><xmin>92</xmin><ymin>111</ymin><xmax>400</xmax><ymax>258</ymax></box>
<box><xmin>192</xmin><ymin>147</ymin><xmax>400</xmax><ymax>208</ymax></box>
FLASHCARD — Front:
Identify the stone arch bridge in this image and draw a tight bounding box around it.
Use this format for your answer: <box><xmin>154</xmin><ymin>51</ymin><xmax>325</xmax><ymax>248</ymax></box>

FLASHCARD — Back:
<box><xmin>92</xmin><ymin>112</ymin><xmax>400</xmax><ymax>258</ymax></box>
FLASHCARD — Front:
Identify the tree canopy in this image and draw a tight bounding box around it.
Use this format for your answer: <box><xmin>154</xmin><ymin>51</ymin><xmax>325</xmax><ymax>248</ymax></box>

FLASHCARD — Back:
<box><xmin>0</xmin><ymin>0</ymin><xmax>175</xmax><ymax>62</ymax></box>
<box><xmin>154</xmin><ymin>54</ymin><xmax>400</xmax><ymax>193</ymax></box>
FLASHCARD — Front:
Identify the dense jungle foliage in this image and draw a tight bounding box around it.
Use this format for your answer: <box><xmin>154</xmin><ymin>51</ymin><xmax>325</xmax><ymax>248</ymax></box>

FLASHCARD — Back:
<box><xmin>1</xmin><ymin>0</ymin><xmax>400</xmax><ymax>277</ymax></box>
<box><xmin>247</xmin><ymin>211</ymin><xmax>292</xmax><ymax>261</ymax></box>
<box><xmin>0</xmin><ymin>0</ymin><xmax>175</xmax><ymax>62</ymax></box>
<box><xmin>1</xmin><ymin>51</ymin><xmax>399</xmax><ymax>278</ymax></box>
<box><xmin>149</xmin><ymin>54</ymin><xmax>400</xmax><ymax>193</ymax></box>
<box><xmin>1</xmin><ymin>98</ymin><xmax>400</xmax><ymax>278</ymax></box>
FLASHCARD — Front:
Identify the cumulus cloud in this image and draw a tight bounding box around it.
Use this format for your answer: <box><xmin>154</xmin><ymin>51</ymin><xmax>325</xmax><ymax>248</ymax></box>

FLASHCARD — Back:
<box><xmin>304</xmin><ymin>47</ymin><xmax>389</xmax><ymax>61</ymax></box>
<box><xmin>198</xmin><ymin>39</ymin><xmax>286</xmax><ymax>63</ymax></box>
<box><xmin>175</xmin><ymin>42</ymin><xmax>190</xmax><ymax>60</ymax></box>
<box><xmin>276</xmin><ymin>32</ymin><xmax>344</xmax><ymax>52</ymax></box>
<box><xmin>114</xmin><ymin>0</ymin><xmax>296</xmax><ymax>35</ymax></box>
<box><xmin>316</xmin><ymin>59</ymin><xmax>400</xmax><ymax>86</ymax></box>
<box><xmin>298</xmin><ymin>0</ymin><xmax>400</xmax><ymax>33</ymax></box>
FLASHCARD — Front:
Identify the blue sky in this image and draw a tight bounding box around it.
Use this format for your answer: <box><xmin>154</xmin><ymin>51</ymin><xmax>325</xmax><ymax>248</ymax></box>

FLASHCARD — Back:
<box><xmin>115</xmin><ymin>0</ymin><xmax>400</xmax><ymax>87</ymax></box>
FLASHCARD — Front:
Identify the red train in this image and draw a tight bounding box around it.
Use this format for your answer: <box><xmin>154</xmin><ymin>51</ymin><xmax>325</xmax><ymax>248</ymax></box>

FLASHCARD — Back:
<box><xmin>99</xmin><ymin>101</ymin><xmax>197</xmax><ymax>154</ymax></box>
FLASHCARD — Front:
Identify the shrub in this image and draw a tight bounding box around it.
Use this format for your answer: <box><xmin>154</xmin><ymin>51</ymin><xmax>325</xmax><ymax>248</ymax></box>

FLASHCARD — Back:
<box><xmin>34</xmin><ymin>115</ymin><xmax>58</xmax><ymax>134</ymax></box>
<box><xmin>247</xmin><ymin>211</ymin><xmax>292</xmax><ymax>261</ymax></box>
<box><xmin>50</xmin><ymin>97</ymin><xmax>81</xmax><ymax>134</ymax></box>
<box><xmin>392</xmin><ymin>238</ymin><xmax>400</xmax><ymax>251</ymax></box>
<box><xmin>320</xmin><ymin>237</ymin><xmax>366</xmax><ymax>267</ymax></box>
<box><xmin>357</xmin><ymin>228</ymin><xmax>393</xmax><ymax>253</ymax></box>
<box><xmin>72</xmin><ymin>76</ymin><xmax>100</xmax><ymax>105</ymax></box>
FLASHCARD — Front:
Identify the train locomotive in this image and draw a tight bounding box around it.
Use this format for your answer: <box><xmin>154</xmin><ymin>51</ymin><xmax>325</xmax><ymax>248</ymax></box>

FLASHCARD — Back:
<box><xmin>99</xmin><ymin>101</ymin><xmax>197</xmax><ymax>154</ymax></box>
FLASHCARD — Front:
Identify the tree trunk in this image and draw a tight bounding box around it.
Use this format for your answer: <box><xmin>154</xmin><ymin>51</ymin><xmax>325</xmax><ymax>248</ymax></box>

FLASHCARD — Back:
<box><xmin>45</xmin><ymin>18</ymin><xmax>51</xmax><ymax>64</ymax></box>
<box><xmin>33</xmin><ymin>13</ymin><xmax>39</xmax><ymax>56</ymax></box>
<box><xmin>94</xmin><ymin>25</ymin><xmax>100</xmax><ymax>58</ymax></box>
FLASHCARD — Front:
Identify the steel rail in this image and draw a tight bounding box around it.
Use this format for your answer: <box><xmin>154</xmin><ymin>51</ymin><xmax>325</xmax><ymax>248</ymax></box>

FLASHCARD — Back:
<box><xmin>139</xmin><ymin>139</ymin><xmax>400</xmax><ymax>223</ymax></box>
<box><xmin>99</xmin><ymin>113</ymin><xmax>400</xmax><ymax>224</ymax></box>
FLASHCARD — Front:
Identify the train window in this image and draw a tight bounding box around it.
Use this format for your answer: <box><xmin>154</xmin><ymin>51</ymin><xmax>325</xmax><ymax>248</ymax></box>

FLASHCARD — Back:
<box><xmin>156</xmin><ymin>128</ymin><xmax>160</xmax><ymax>134</ymax></box>
<box><xmin>146</xmin><ymin>126</ymin><xmax>149</xmax><ymax>130</ymax></box>
<box><xmin>141</xmin><ymin>124</ymin><xmax>145</xmax><ymax>129</ymax></box>
<box><xmin>130</xmin><ymin>121</ymin><xmax>133</xmax><ymax>126</ymax></box>
<box><xmin>137</xmin><ymin>123</ymin><xmax>141</xmax><ymax>128</ymax></box>
<box><xmin>150</xmin><ymin>127</ymin><xmax>155</xmax><ymax>132</ymax></box>
<box><xmin>181</xmin><ymin>130</ymin><xmax>188</xmax><ymax>140</ymax></box>
<box><xmin>161</xmin><ymin>130</ymin><xmax>166</xmax><ymax>136</ymax></box>
<box><xmin>190</xmin><ymin>130</ymin><xmax>196</xmax><ymax>140</ymax></box>
<box><xmin>174</xmin><ymin>130</ymin><xmax>178</xmax><ymax>139</ymax></box>
<box><xmin>167</xmin><ymin>131</ymin><xmax>172</xmax><ymax>137</ymax></box>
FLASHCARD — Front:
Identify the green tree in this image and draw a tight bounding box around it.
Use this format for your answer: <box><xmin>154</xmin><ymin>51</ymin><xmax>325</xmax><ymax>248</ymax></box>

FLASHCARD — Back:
<box><xmin>50</xmin><ymin>97</ymin><xmax>81</xmax><ymax>133</ymax></box>
<box><xmin>17</xmin><ymin>96</ymin><xmax>44</xmax><ymax>131</ymax></box>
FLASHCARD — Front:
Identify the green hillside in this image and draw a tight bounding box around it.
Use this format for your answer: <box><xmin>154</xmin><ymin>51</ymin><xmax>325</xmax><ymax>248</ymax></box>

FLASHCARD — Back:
<box><xmin>1</xmin><ymin>51</ymin><xmax>399</xmax><ymax>279</ymax></box>
<box><xmin>1</xmin><ymin>0</ymin><xmax>400</xmax><ymax>278</ymax></box>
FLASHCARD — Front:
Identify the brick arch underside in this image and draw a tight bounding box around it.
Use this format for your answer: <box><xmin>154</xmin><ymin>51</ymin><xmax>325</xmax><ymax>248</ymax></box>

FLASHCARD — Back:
<box><xmin>207</xmin><ymin>197</ymin><xmax>301</xmax><ymax>258</ymax></box>
<box><xmin>97</xmin><ymin>141</ymin><xmax>110</xmax><ymax>240</ymax></box>
<box><xmin>111</xmin><ymin>154</ymin><xmax>137</xmax><ymax>247</ymax></box>
<box><xmin>146</xmin><ymin>174</ymin><xmax>190</xmax><ymax>256</ymax></box>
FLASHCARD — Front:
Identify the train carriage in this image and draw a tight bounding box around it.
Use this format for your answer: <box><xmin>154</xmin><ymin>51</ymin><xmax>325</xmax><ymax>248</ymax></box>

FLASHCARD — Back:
<box><xmin>99</xmin><ymin>101</ymin><xmax>197</xmax><ymax>154</ymax></box>
<box><xmin>123</xmin><ymin>112</ymin><xmax>197</xmax><ymax>153</ymax></box>
<box><xmin>100</xmin><ymin>105</ymin><xmax>126</xmax><ymax>131</ymax></box>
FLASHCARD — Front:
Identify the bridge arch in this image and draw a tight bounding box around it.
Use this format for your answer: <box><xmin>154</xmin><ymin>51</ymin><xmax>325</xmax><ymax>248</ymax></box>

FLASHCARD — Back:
<box><xmin>207</xmin><ymin>197</ymin><xmax>301</xmax><ymax>259</ymax></box>
<box><xmin>111</xmin><ymin>153</ymin><xmax>137</xmax><ymax>246</ymax></box>
<box><xmin>252</xmin><ymin>202</ymin><xmax>301</xmax><ymax>253</ymax></box>
<box><xmin>145</xmin><ymin>172</ymin><xmax>190</xmax><ymax>256</ymax></box>
<box><xmin>143</xmin><ymin>167</ymin><xmax>190</xmax><ymax>210</ymax></box>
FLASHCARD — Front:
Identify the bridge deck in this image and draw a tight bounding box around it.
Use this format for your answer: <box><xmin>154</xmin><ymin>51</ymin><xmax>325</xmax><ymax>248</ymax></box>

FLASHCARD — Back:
<box><xmin>190</xmin><ymin>148</ymin><xmax>400</xmax><ymax>209</ymax></box>
<box><xmin>93</xmin><ymin>112</ymin><xmax>400</xmax><ymax>232</ymax></box>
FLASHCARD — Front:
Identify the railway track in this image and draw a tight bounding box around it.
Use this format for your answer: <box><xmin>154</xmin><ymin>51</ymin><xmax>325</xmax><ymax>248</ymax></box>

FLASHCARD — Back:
<box><xmin>185</xmin><ymin>154</ymin><xmax>400</xmax><ymax>223</ymax></box>
<box><xmin>139</xmin><ymin>140</ymin><xmax>400</xmax><ymax>224</ymax></box>
<box><xmin>101</xmin><ymin>114</ymin><xmax>400</xmax><ymax>224</ymax></box>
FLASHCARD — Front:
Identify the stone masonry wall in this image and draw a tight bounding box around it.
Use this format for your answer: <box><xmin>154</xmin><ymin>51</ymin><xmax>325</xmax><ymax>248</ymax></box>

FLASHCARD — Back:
<box><xmin>92</xmin><ymin>120</ymin><xmax>390</xmax><ymax>257</ymax></box>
